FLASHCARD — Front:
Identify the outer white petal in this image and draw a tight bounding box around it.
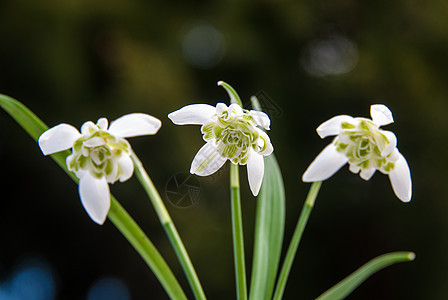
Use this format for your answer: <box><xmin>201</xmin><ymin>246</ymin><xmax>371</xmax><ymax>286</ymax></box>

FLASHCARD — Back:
<box><xmin>38</xmin><ymin>124</ymin><xmax>81</xmax><ymax>155</ymax></box>
<box><xmin>117</xmin><ymin>154</ymin><xmax>134</xmax><ymax>182</ymax></box>
<box><xmin>168</xmin><ymin>104</ymin><xmax>216</xmax><ymax>125</ymax></box>
<box><xmin>247</xmin><ymin>151</ymin><xmax>264</xmax><ymax>196</ymax></box>
<box><xmin>109</xmin><ymin>113</ymin><xmax>161</xmax><ymax>138</ymax></box>
<box><xmin>316</xmin><ymin>115</ymin><xmax>355</xmax><ymax>139</ymax></box>
<box><xmin>360</xmin><ymin>168</ymin><xmax>376</xmax><ymax>180</ymax></box>
<box><xmin>79</xmin><ymin>173</ymin><xmax>111</xmax><ymax>225</ymax></box>
<box><xmin>250</xmin><ymin>110</ymin><xmax>271</xmax><ymax>130</ymax></box>
<box><xmin>302</xmin><ymin>143</ymin><xmax>348</xmax><ymax>182</ymax></box>
<box><xmin>388</xmin><ymin>152</ymin><xmax>412</xmax><ymax>202</ymax></box>
<box><xmin>370</xmin><ymin>104</ymin><xmax>394</xmax><ymax>126</ymax></box>
<box><xmin>190</xmin><ymin>142</ymin><xmax>227</xmax><ymax>176</ymax></box>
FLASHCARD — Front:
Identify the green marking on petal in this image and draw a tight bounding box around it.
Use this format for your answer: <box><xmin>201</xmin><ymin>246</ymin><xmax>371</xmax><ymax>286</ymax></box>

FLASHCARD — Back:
<box><xmin>383</xmin><ymin>162</ymin><xmax>395</xmax><ymax>172</ymax></box>
<box><xmin>341</xmin><ymin>122</ymin><xmax>356</xmax><ymax>129</ymax></box>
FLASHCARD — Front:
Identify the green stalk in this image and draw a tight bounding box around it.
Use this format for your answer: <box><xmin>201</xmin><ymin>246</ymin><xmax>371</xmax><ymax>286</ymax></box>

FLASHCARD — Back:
<box><xmin>230</xmin><ymin>163</ymin><xmax>248</xmax><ymax>300</ymax></box>
<box><xmin>131</xmin><ymin>154</ymin><xmax>206</xmax><ymax>300</ymax></box>
<box><xmin>0</xmin><ymin>94</ymin><xmax>187</xmax><ymax>299</ymax></box>
<box><xmin>273</xmin><ymin>181</ymin><xmax>322</xmax><ymax>300</ymax></box>
<box><xmin>108</xmin><ymin>197</ymin><xmax>188</xmax><ymax>300</ymax></box>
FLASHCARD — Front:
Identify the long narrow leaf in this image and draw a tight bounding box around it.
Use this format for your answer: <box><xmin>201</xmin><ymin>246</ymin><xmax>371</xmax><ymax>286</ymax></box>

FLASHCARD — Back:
<box><xmin>249</xmin><ymin>154</ymin><xmax>285</xmax><ymax>300</ymax></box>
<box><xmin>316</xmin><ymin>251</ymin><xmax>415</xmax><ymax>300</ymax></box>
<box><xmin>0</xmin><ymin>94</ymin><xmax>188</xmax><ymax>299</ymax></box>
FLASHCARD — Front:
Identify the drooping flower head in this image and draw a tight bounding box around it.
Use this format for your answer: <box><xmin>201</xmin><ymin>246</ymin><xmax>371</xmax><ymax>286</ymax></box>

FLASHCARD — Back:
<box><xmin>168</xmin><ymin>81</ymin><xmax>273</xmax><ymax>196</ymax></box>
<box><xmin>302</xmin><ymin>104</ymin><xmax>412</xmax><ymax>202</ymax></box>
<box><xmin>38</xmin><ymin>113</ymin><xmax>161</xmax><ymax>224</ymax></box>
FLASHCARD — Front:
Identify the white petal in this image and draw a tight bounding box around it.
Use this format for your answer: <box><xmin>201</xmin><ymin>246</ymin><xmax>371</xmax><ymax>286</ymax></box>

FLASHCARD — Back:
<box><xmin>228</xmin><ymin>103</ymin><xmax>244</xmax><ymax>117</ymax></box>
<box><xmin>349</xmin><ymin>163</ymin><xmax>361</xmax><ymax>174</ymax></box>
<box><xmin>83</xmin><ymin>137</ymin><xmax>106</xmax><ymax>147</ymax></box>
<box><xmin>81</xmin><ymin>121</ymin><xmax>97</xmax><ymax>135</ymax></box>
<box><xmin>360</xmin><ymin>168</ymin><xmax>376</xmax><ymax>180</ymax></box>
<box><xmin>79</xmin><ymin>173</ymin><xmax>111</xmax><ymax>225</ymax></box>
<box><xmin>250</xmin><ymin>110</ymin><xmax>271</xmax><ymax>130</ymax></box>
<box><xmin>215</xmin><ymin>103</ymin><xmax>228</xmax><ymax>115</ymax></box>
<box><xmin>97</xmin><ymin>118</ymin><xmax>109</xmax><ymax>130</ymax></box>
<box><xmin>379</xmin><ymin>130</ymin><xmax>397</xmax><ymax>156</ymax></box>
<box><xmin>109</xmin><ymin>113</ymin><xmax>161</xmax><ymax>138</ymax></box>
<box><xmin>190</xmin><ymin>142</ymin><xmax>227</xmax><ymax>176</ymax></box>
<box><xmin>168</xmin><ymin>104</ymin><xmax>216</xmax><ymax>125</ymax></box>
<box><xmin>38</xmin><ymin>124</ymin><xmax>81</xmax><ymax>155</ymax></box>
<box><xmin>247</xmin><ymin>151</ymin><xmax>264</xmax><ymax>196</ymax></box>
<box><xmin>370</xmin><ymin>104</ymin><xmax>394</xmax><ymax>126</ymax></box>
<box><xmin>302</xmin><ymin>143</ymin><xmax>348</xmax><ymax>182</ymax></box>
<box><xmin>316</xmin><ymin>115</ymin><xmax>355</xmax><ymax>139</ymax></box>
<box><xmin>388</xmin><ymin>152</ymin><xmax>412</xmax><ymax>202</ymax></box>
<box><xmin>117</xmin><ymin>154</ymin><xmax>134</xmax><ymax>182</ymax></box>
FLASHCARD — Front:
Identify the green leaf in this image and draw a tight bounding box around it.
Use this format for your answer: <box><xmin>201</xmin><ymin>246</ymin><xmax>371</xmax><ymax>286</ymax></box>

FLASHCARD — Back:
<box><xmin>249</xmin><ymin>154</ymin><xmax>285</xmax><ymax>300</ymax></box>
<box><xmin>0</xmin><ymin>94</ymin><xmax>188</xmax><ymax>300</ymax></box>
<box><xmin>316</xmin><ymin>251</ymin><xmax>415</xmax><ymax>300</ymax></box>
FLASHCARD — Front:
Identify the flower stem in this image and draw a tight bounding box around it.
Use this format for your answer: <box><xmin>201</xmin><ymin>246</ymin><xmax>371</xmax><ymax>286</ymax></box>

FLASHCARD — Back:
<box><xmin>131</xmin><ymin>153</ymin><xmax>207</xmax><ymax>300</ymax></box>
<box><xmin>108</xmin><ymin>197</ymin><xmax>187</xmax><ymax>300</ymax></box>
<box><xmin>272</xmin><ymin>181</ymin><xmax>322</xmax><ymax>300</ymax></box>
<box><xmin>230</xmin><ymin>163</ymin><xmax>248</xmax><ymax>300</ymax></box>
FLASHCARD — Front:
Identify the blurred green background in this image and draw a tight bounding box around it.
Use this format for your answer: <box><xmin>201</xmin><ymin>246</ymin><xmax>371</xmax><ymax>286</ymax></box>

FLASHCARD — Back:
<box><xmin>1</xmin><ymin>0</ymin><xmax>447</xmax><ymax>299</ymax></box>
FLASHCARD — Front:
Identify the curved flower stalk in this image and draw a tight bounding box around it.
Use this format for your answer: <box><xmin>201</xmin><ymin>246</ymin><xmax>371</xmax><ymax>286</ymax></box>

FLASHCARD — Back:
<box><xmin>38</xmin><ymin>113</ymin><xmax>162</xmax><ymax>224</ymax></box>
<box><xmin>168</xmin><ymin>81</ymin><xmax>273</xmax><ymax>196</ymax></box>
<box><xmin>302</xmin><ymin>104</ymin><xmax>411</xmax><ymax>202</ymax></box>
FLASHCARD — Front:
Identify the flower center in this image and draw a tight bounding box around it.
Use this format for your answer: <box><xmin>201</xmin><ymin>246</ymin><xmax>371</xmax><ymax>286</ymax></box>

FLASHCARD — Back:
<box><xmin>201</xmin><ymin>107</ymin><xmax>267</xmax><ymax>165</ymax></box>
<box><xmin>67</xmin><ymin>128</ymin><xmax>131</xmax><ymax>182</ymax></box>
<box><xmin>335</xmin><ymin>119</ymin><xmax>396</xmax><ymax>172</ymax></box>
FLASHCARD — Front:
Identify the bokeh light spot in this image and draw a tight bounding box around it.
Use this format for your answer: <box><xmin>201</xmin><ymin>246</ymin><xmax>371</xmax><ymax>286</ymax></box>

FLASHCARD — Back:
<box><xmin>0</xmin><ymin>257</ymin><xmax>56</xmax><ymax>300</ymax></box>
<box><xmin>87</xmin><ymin>277</ymin><xmax>131</xmax><ymax>300</ymax></box>
<box><xmin>301</xmin><ymin>33</ymin><xmax>358</xmax><ymax>77</ymax></box>
<box><xmin>182</xmin><ymin>24</ymin><xmax>227</xmax><ymax>69</ymax></box>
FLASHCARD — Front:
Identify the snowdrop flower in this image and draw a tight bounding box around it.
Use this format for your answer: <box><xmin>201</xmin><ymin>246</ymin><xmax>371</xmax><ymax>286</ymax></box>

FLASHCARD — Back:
<box><xmin>302</xmin><ymin>104</ymin><xmax>411</xmax><ymax>202</ymax></box>
<box><xmin>168</xmin><ymin>82</ymin><xmax>273</xmax><ymax>196</ymax></box>
<box><xmin>38</xmin><ymin>113</ymin><xmax>162</xmax><ymax>224</ymax></box>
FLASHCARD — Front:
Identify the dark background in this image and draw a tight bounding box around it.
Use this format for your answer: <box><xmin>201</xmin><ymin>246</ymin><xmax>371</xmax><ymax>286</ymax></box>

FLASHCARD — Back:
<box><xmin>1</xmin><ymin>0</ymin><xmax>447</xmax><ymax>299</ymax></box>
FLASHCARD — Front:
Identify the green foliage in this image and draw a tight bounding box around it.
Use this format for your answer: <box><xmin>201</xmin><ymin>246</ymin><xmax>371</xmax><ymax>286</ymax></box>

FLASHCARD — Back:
<box><xmin>317</xmin><ymin>252</ymin><xmax>415</xmax><ymax>300</ymax></box>
<box><xmin>250</xmin><ymin>154</ymin><xmax>285</xmax><ymax>300</ymax></box>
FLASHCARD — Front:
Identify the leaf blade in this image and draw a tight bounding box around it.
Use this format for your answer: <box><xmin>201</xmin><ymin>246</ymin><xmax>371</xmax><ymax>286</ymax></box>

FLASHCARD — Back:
<box><xmin>249</xmin><ymin>154</ymin><xmax>286</xmax><ymax>300</ymax></box>
<box><xmin>316</xmin><ymin>251</ymin><xmax>415</xmax><ymax>300</ymax></box>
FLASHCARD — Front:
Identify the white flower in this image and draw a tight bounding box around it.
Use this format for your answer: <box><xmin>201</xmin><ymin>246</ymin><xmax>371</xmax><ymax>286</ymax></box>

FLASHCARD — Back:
<box><xmin>38</xmin><ymin>113</ymin><xmax>162</xmax><ymax>224</ymax></box>
<box><xmin>168</xmin><ymin>82</ymin><xmax>273</xmax><ymax>196</ymax></box>
<box><xmin>302</xmin><ymin>104</ymin><xmax>412</xmax><ymax>202</ymax></box>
